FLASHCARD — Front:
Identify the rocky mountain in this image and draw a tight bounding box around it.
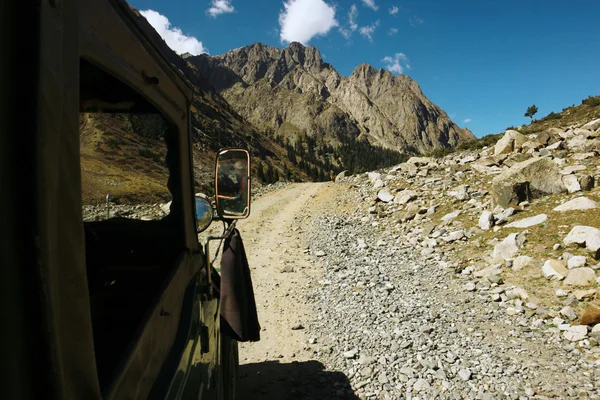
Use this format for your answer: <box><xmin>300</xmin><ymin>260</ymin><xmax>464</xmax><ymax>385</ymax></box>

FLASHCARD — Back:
<box><xmin>184</xmin><ymin>42</ymin><xmax>475</xmax><ymax>154</ymax></box>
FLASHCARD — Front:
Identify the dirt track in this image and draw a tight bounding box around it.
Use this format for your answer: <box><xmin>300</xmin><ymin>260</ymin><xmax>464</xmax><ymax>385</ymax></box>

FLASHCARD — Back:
<box><xmin>235</xmin><ymin>182</ymin><xmax>354</xmax><ymax>399</ymax></box>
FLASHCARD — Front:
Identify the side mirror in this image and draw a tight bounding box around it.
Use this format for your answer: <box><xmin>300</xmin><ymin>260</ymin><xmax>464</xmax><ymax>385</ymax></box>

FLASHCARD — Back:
<box><xmin>215</xmin><ymin>148</ymin><xmax>251</xmax><ymax>219</ymax></box>
<box><xmin>195</xmin><ymin>195</ymin><xmax>213</xmax><ymax>232</ymax></box>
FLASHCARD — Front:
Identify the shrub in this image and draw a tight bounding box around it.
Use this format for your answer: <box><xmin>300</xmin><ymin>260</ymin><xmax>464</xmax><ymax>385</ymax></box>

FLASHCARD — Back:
<box><xmin>542</xmin><ymin>111</ymin><xmax>562</xmax><ymax>121</ymax></box>
<box><xmin>582</xmin><ymin>95</ymin><xmax>600</xmax><ymax>107</ymax></box>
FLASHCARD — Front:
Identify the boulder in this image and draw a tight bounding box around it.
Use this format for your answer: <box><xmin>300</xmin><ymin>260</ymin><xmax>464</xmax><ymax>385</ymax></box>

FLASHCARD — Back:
<box><xmin>406</xmin><ymin>157</ymin><xmax>432</xmax><ymax>166</ymax></box>
<box><xmin>367</xmin><ymin>172</ymin><xmax>382</xmax><ymax>183</ymax></box>
<box><xmin>579</xmin><ymin>175</ymin><xmax>594</xmax><ymax>191</ymax></box>
<box><xmin>335</xmin><ymin>170</ymin><xmax>347</xmax><ymax>183</ymax></box>
<box><xmin>441</xmin><ymin>210</ymin><xmax>461</xmax><ymax>222</ymax></box>
<box><xmin>494</xmin><ymin>130</ymin><xmax>527</xmax><ymax>155</ymax></box>
<box><xmin>377</xmin><ymin>189</ymin><xmax>394</xmax><ymax>203</ymax></box>
<box><xmin>567</xmin><ymin>255</ymin><xmax>587</xmax><ymax>269</ymax></box>
<box><xmin>563</xmin><ymin>325</ymin><xmax>588</xmax><ymax>342</ymax></box>
<box><xmin>542</xmin><ymin>259</ymin><xmax>568</xmax><ymax>280</ymax></box>
<box><xmin>401</xmin><ymin>204</ymin><xmax>420</xmax><ymax>222</ymax></box>
<box><xmin>563</xmin><ymin>226</ymin><xmax>600</xmax><ymax>259</ymax></box>
<box><xmin>560</xmin><ymin>165</ymin><xmax>586</xmax><ymax>175</ymax></box>
<box><xmin>491</xmin><ymin>157</ymin><xmax>565</xmax><ymax>208</ymax></box>
<box><xmin>512</xmin><ymin>255</ymin><xmax>534</xmax><ymax>271</ymax></box>
<box><xmin>562</xmin><ymin>175</ymin><xmax>581</xmax><ymax>194</ymax></box>
<box><xmin>478</xmin><ymin>211</ymin><xmax>494</xmax><ymax>230</ymax></box>
<box><xmin>564</xmin><ymin>267</ymin><xmax>596</xmax><ymax>287</ymax></box>
<box><xmin>493</xmin><ymin>233</ymin><xmax>519</xmax><ymax>260</ymax></box>
<box><xmin>553</xmin><ymin>197</ymin><xmax>598</xmax><ymax>212</ymax></box>
<box><xmin>583</xmin><ymin>118</ymin><xmax>600</xmax><ymax>131</ymax></box>
<box><xmin>505</xmin><ymin>214</ymin><xmax>547</xmax><ymax>228</ymax></box>
<box><xmin>394</xmin><ymin>189</ymin><xmax>417</xmax><ymax>205</ymax></box>
<box><xmin>580</xmin><ymin>306</ymin><xmax>600</xmax><ymax>325</ymax></box>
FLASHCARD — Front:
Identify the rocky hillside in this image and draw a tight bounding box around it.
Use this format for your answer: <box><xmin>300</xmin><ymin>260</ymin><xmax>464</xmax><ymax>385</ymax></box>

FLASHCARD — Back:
<box><xmin>184</xmin><ymin>42</ymin><xmax>475</xmax><ymax>154</ymax></box>
<box><xmin>337</xmin><ymin>116</ymin><xmax>600</xmax><ymax>350</ymax></box>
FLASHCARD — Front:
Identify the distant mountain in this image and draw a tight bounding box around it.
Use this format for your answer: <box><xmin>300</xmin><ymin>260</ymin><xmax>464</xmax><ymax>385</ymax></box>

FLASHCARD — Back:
<box><xmin>185</xmin><ymin>42</ymin><xmax>475</xmax><ymax>154</ymax></box>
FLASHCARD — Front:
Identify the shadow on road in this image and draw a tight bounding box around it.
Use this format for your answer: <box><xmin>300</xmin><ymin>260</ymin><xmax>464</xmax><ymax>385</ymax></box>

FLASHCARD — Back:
<box><xmin>238</xmin><ymin>360</ymin><xmax>359</xmax><ymax>400</ymax></box>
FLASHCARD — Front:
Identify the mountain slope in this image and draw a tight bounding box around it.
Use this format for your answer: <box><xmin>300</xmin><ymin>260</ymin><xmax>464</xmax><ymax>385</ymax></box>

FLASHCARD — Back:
<box><xmin>185</xmin><ymin>42</ymin><xmax>475</xmax><ymax>154</ymax></box>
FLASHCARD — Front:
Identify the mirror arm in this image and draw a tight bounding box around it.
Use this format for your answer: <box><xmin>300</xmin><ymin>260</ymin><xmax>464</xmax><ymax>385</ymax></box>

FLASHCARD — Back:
<box><xmin>202</xmin><ymin>220</ymin><xmax>237</xmax><ymax>300</ymax></box>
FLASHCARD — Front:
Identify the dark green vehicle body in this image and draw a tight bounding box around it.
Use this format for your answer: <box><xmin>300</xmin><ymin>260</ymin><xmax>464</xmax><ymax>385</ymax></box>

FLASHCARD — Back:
<box><xmin>1</xmin><ymin>1</ymin><xmax>238</xmax><ymax>399</ymax></box>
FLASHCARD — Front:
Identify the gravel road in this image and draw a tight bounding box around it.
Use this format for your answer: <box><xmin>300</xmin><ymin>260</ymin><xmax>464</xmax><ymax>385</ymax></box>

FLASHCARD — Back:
<box><xmin>235</xmin><ymin>182</ymin><xmax>600</xmax><ymax>399</ymax></box>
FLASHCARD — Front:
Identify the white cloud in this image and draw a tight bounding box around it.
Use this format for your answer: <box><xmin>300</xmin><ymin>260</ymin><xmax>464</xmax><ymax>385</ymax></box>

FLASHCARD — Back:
<box><xmin>388</xmin><ymin>27</ymin><xmax>398</xmax><ymax>36</ymax></box>
<box><xmin>410</xmin><ymin>16</ymin><xmax>424</xmax><ymax>27</ymax></box>
<box><xmin>382</xmin><ymin>52</ymin><xmax>410</xmax><ymax>74</ymax></box>
<box><xmin>279</xmin><ymin>0</ymin><xmax>338</xmax><ymax>44</ymax></box>
<box><xmin>140</xmin><ymin>10</ymin><xmax>208</xmax><ymax>55</ymax></box>
<box><xmin>389</xmin><ymin>6</ymin><xmax>399</xmax><ymax>15</ymax></box>
<box><xmin>361</xmin><ymin>0</ymin><xmax>378</xmax><ymax>11</ymax></box>
<box><xmin>339</xmin><ymin>4</ymin><xmax>359</xmax><ymax>39</ymax></box>
<box><xmin>207</xmin><ymin>0</ymin><xmax>235</xmax><ymax>17</ymax></box>
<box><xmin>463</xmin><ymin>118</ymin><xmax>472</xmax><ymax>123</ymax></box>
<box><xmin>359</xmin><ymin>20</ymin><xmax>379</xmax><ymax>42</ymax></box>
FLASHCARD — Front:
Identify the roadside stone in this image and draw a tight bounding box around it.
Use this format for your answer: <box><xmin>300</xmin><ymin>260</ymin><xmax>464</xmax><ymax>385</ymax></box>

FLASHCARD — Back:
<box><xmin>335</xmin><ymin>170</ymin><xmax>347</xmax><ymax>183</ymax></box>
<box><xmin>493</xmin><ymin>233</ymin><xmax>519</xmax><ymax>260</ymax></box>
<box><xmin>458</xmin><ymin>368</ymin><xmax>472</xmax><ymax>381</ymax></box>
<box><xmin>567</xmin><ymin>255</ymin><xmax>587</xmax><ymax>269</ymax></box>
<box><xmin>505</xmin><ymin>213</ymin><xmax>547</xmax><ymax>228</ymax></box>
<box><xmin>579</xmin><ymin>175</ymin><xmax>595</xmax><ymax>191</ymax></box>
<box><xmin>394</xmin><ymin>189</ymin><xmax>417</xmax><ymax>205</ymax></box>
<box><xmin>441</xmin><ymin>209</ymin><xmax>461</xmax><ymax>222</ymax></box>
<box><xmin>553</xmin><ymin>197</ymin><xmax>598</xmax><ymax>212</ymax></box>
<box><xmin>580</xmin><ymin>306</ymin><xmax>600</xmax><ymax>325</ymax></box>
<box><xmin>573</xmin><ymin>289</ymin><xmax>596</xmax><ymax>300</ymax></box>
<box><xmin>377</xmin><ymin>189</ymin><xmax>394</xmax><ymax>203</ymax></box>
<box><xmin>562</xmin><ymin>175</ymin><xmax>581</xmax><ymax>194</ymax></box>
<box><xmin>563</xmin><ymin>325</ymin><xmax>588</xmax><ymax>341</ymax></box>
<box><xmin>561</xmin><ymin>306</ymin><xmax>578</xmax><ymax>321</ymax></box>
<box><xmin>494</xmin><ymin>130</ymin><xmax>527</xmax><ymax>155</ymax></box>
<box><xmin>491</xmin><ymin>157</ymin><xmax>566</xmax><ymax>208</ymax></box>
<box><xmin>542</xmin><ymin>259</ymin><xmax>568</xmax><ymax>280</ymax></box>
<box><xmin>563</xmin><ymin>267</ymin><xmax>596</xmax><ymax>287</ymax></box>
<box><xmin>478</xmin><ymin>210</ymin><xmax>494</xmax><ymax>230</ymax></box>
<box><xmin>563</xmin><ymin>226</ymin><xmax>600</xmax><ymax>259</ymax></box>
<box><xmin>512</xmin><ymin>255</ymin><xmax>534</xmax><ymax>271</ymax></box>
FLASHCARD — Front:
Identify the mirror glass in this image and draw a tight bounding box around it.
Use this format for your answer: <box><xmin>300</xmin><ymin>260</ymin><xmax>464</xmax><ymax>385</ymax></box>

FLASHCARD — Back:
<box><xmin>195</xmin><ymin>195</ymin><xmax>213</xmax><ymax>232</ymax></box>
<box><xmin>215</xmin><ymin>149</ymin><xmax>251</xmax><ymax>219</ymax></box>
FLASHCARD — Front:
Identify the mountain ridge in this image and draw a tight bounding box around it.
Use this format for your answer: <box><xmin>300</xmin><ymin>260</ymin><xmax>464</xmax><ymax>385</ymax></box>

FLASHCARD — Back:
<box><xmin>185</xmin><ymin>41</ymin><xmax>475</xmax><ymax>154</ymax></box>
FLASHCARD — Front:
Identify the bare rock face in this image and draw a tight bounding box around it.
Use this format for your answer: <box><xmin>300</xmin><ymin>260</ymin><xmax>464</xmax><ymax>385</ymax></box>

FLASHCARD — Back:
<box><xmin>186</xmin><ymin>42</ymin><xmax>475</xmax><ymax>154</ymax></box>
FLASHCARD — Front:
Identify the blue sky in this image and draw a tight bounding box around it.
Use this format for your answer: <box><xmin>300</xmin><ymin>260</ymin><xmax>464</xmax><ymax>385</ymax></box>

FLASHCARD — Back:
<box><xmin>131</xmin><ymin>0</ymin><xmax>600</xmax><ymax>138</ymax></box>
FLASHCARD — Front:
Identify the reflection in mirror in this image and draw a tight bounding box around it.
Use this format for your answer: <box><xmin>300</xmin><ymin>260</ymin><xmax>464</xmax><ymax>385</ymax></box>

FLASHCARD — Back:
<box><xmin>215</xmin><ymin>149</ymin><xmax>251</xmax><ymax>219</ymax></box>
<box><xmin>195</xmin><ymin>195</ymin><xmax>213</xmax><ymax>232</ymax></box>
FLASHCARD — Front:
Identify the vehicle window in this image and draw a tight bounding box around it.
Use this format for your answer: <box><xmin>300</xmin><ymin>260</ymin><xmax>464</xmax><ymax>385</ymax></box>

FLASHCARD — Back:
<box><xmin>80</xmin><ymin>112</ymin><xmax>172</xmax><ymax>221</ymax></box>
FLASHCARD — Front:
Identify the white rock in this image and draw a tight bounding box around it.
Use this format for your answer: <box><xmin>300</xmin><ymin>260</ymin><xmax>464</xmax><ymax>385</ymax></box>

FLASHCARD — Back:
<box><xmin>563</xmin><ymin>226</ymin><xmax>600</xmax><ymax>259</ymax></box>
<box><xmin>367</xmin><ymin>172</ymin><xmax>382</xmax><ymax>183</ymax></box>
<box><xmin>377</xmin><ymin>189</ymin><xmax>394</xmax><ymax>203</ymax></box>
<box><xmin>556</xmin><ymin>289</ymin><xmax>569</xmax><ymax>297</ymax></box>
<box><xmin>512</xmin><ymin>255</ymin><xmax>533</xmax><ymax>271</ymax></box>
<box><xmin>553</xmin><ymin>197</ymin><xmax>598</xmax><ymax>212</ymax></box>
<box><xmin>494</xmin><ymin>130</ymin><xmax>527</xmax><ymax>155</ymax></box>
<box><xmin>567</xmin><ymin>255</ymin><xmax>587</xmax><ymax>269</ymax></box>
<box><xmin>505</xmin><ymin>214</ymin><xmax>547</xmax><ymax>228</ymax></box>
<box><xmin>560</xmin><ymin>306</ymin><xmax>577</xmax><ymax>321</ymax></box>
<box><xmin>542</xmin><ymin>259</ymin><xmax>568</xmax><ymax>280</ymax></box>
<box><xmin>583</xmin><ymin>118</ymin><xmax>600</xmax><ymax>131</ymax></box>
<box><xmin>492</xmin><ymin>233</ymin><xmax>519</xmax><ymax>260</ymax></box>
<box><xmin>505</xmin><ymin>287</ymin><xmax>529</xmax><ymax>300</ymax></box>
<box><xmin>547</xmin><ymin>141</ymin><xmax>563</xmax><ymax>150</ymax></box>
<box><xmin>478</xmin><ymin>210</ymin><xmax>494</xmax><ymax>230</ymax></box>
<box><xmin>394</xmin><ymin>189</ymin><xmax>417</xmax><ymax>205</ymax></box>
<box><xmin>562</xmin><ymin>175</ymin><xmax>581</xmax><ymax>193</ymax></box>
<box><xmin>373</xmin><ymin>179</ymin><xmax>384</xmax><ymax>189</ymax></box>
<box><xmin>561</xmin><ymin>165</ymin><xmax>586</xmax><ymax>175</ymax></box>
<box><xmin>441</xmin><ymin>210</ymin><xmax>461</xmax><ymax>222</ymax></box>
<box><xmin>563</xmin><ymin>325</ymin><xmax>588</xmax><ymax>342</ymax></box>
<box><xmin>563</xmin><ymin>267</ymin><xmax>596</xmax><ymax>287</ymax></box>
